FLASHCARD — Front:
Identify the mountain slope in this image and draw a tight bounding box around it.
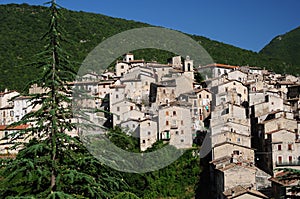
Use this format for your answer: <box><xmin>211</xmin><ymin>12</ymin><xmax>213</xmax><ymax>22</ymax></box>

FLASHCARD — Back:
<box><xmin>0</xmin><ymin>3</ymin><xmax>292</xmax><ymax>91</ymax></box>
<box><xmin>260</xmin><ymin>26</ymin><xmax>300</xmax><ymax>75</ymax></box>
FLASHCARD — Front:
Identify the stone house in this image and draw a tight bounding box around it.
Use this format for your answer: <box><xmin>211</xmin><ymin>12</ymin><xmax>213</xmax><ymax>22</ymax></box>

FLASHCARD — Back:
<box><xmin>0</xmin><ymin>124</ymin><xmax>29</xmax><ymax>154</ymax></box>
<box><xmin>115</xmin><ymin>53</ymin><xmax>145</xmax><ymax>77</ymax></box>
<box><xmin>110</xmin><ymin>99</ymin><xmax>137</xmax><ymax>126</ymax></box>
<box><xmin>198</xmin><ymin>63</ymin><xmax>239</xmax><ymax>79</ymax></box>
<box><xmin>212</xmin><ymin>141</ymin><xmax>255</xmax><ymax>162</ymax></box>
<box><xmin>12</xmin><ymin>96</ymin><xmax>33</xmax><ymax>123</ymax></box>
<box><xmin>158</xmin><ymin>102</ymin><xmax>193</xmax><ymax>149</ymax></box>
<box><xmin>265</xmin><ymin>128</ymin><xmax>300</xmax><ymax>171</ymax></box>
<box><xmin>121</xmin><ymin>67</ymin><xmax>155</xmax><ymax>104</ymax></box>
<box><xmin>178</xmin><ymin>88</ymin><xmax>211</xmax><ymax>129</ymax></box>
<box><xmin>120</xmin><ymin>118</ymin><xmax>158</xmax><ymax>151</ymax></box>
<box><xmin>227</xmin><ymin>70</ymin><xmax>248</xmax><ymax>83</ymax></box>
<box><xmin>211</xmin><ymin>80</ymin><xmax>248</xmax><ymax>107</ymax></box>
<box><xmin>0</xmin><ymin>90</ymin><xmax>20</xmax><ymax>125</ymax></box>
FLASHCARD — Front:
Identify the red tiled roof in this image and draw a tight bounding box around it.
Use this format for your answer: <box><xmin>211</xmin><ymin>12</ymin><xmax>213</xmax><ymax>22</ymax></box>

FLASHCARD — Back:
<box><xmin>0</xmin><ymin>124</ymin><xmax>29</xmax><ymax>131</ymax></box>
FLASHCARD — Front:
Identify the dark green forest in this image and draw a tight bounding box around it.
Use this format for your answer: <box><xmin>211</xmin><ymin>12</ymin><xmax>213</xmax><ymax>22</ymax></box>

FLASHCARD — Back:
<box><xmin>0</xmin><ymin>3</ymin><xmax>298</xmax><ymax>91</ymax></box>
<box><xmin>260</xmin><ymin>26</ymin><xmax>300</xmax><ymax>72</ymax></box>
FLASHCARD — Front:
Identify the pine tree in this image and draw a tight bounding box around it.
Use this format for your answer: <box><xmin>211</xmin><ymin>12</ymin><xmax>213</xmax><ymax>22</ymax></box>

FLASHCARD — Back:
<box><xmin>0</xmin><ymin>1</ymin><xmax>125</xmax><ymax>198</ymax></box>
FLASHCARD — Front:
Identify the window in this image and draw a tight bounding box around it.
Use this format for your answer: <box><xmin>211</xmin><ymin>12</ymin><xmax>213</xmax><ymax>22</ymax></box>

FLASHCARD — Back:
<box><xmin>194</xmin><ymin>109</ymin><xmax>198</xmax><ymax>115</ymax></box>
<box><xmin>142</xmin><ymin>140</ymin><xmax>145</xmax><ymax>144</ymax></box>
<box><xmin>181</xmin><ymin>120</ymin><xmax>184</xmax><ymax>125</ymax></box>
<box><xmin>145</xmin><ymin>81</ymin><xmax>148</xmax><ymax>86</ymax></box>
<box><xmin>289</xmin><ymin>156</ymin><xmax>293</xmax><ymax>163</ymax></box>
<box><xmin>176</xmin><ymin>131</ymin><xmax>179</xmax><ymax>135</ymax></box>
<box><xmin>4</xmin><ymin>131</ymin><xmax>8</xmax><ymax>139</ymax></box>
<box><xmin>117</xmin><ymin>116</ymin><xmax>120</xmax><ymax>121</ymax></box>
<box><xmin>148</xmin><ymin>132</ymin><xmax>151</xmax><ymax>135</ymax></box>
<box><xmin>233</xmin><ymin>150</ymin><xmax>239</xmax><ymax>155</ymax></box>
<box><xmin>130</xmin><ymin>106</ymin><xmax>133</xmax><ymax>111</ymax></box>
<box><xmin>163</xmin><ymin>89</ymin><xmax>166</xmax><ymax>94</ymax></box>
<box><xmin>166</xmin><ymin>121</ymin><xmax>169</xmax><ymax>126</ymax></box>
<box><xmin>288</xmin><ymin>144</ymin><xmax>293</xmax><ymax>151</ymax></box>
<box><xmin>207</xmin><ymin>95</ymin><xmax>209</xmax><ymax>99</ymax></box>
<box><xmin>173</xmin><ymin>111</ymin><xmax>176</xmax><ymax>116</ymax></box>
<box><xmin>117</xmin><ymin>107</ymin><xmax>120</xmax><ymax>112</ymax></box>
<box><xmin>181</xmin><ymin>139</ymin><xmax>184</xmax><ymax>143</ymax></box>
<box><xmin>10</xmin><ymin>111</ymin><xmax>14</xmax><ymax>117</ymax></box>
<box><xmin>116</xmin><ymin>94</ymin><xmax>119</xmax><ymax>99</ymax></box>
<box><xmin>237</xmin><ymin>138</ymin><xmax>241</xmax><ymax>143</ymax></box>
<box><xmin>278</xmin><ymin>156</ymin><xmax>282</xmax><ymax>164</ymax></box>
<box><xmin>166</xmin><ymin>111</ymin><xmax>169</xmax><ymax>116</ymax></box>
<box><xmin>199</xmin><ymin>109</ymin><xmax>202</xmax><ymax>114</ymax></box>
<box><xmin>171</xmin><ymin>89</ymin><xmax>175</xmax><ymax>94</ymax></box>
<box><xmin>181</xmin><ymin>130</ymin><xmax>184</xmax><ymax>134</ymax></box>
<box><xmin>103</xmin><ymin>85</ymin><xmax>106</xmax><ymax>88</ymax></box>
<box><xmin>121</xmin><ymin>65</ymin><xmax>124</xmax><ymax>69</ymax></box>
<box><xmin>278</xmin><ymin>144</ymin><xmax>282</xmax><ymax>151</ymax></box>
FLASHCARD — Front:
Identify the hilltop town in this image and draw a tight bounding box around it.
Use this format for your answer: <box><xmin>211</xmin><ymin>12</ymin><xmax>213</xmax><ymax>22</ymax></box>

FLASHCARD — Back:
<box><xmin>1</xmin><ymin>53</ymin><xmax>300</xmax><ymax>198</ymax></box>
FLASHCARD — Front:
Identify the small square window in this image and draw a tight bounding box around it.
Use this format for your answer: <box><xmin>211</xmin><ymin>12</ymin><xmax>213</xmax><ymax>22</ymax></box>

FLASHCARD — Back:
<box><xmin>278</xmin><ymin>144</ymin><xmax>282</xmax><ymax>151</ymax></box>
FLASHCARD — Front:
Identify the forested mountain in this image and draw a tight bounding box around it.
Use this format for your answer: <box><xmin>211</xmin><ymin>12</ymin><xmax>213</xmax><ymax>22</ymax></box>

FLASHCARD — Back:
<box><xmin>0</xmin><ymin>3</ymin><xmax>296</xmax><ymax>91</ymax></box>
<box><xmin>260</xmin><ymin>26</ymin><xmax>300</xmax><ymax>75</ymax></box>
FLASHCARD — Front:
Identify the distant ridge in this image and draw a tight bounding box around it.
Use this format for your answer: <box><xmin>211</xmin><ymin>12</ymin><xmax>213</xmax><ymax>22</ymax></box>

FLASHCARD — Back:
<box><xmin>0</xmin><ymin>3</ymin><xmax>294</xmax><ymax>91</ymax></box>
<box><xmin>260</xmin><ymin>26</ymin><xmax>300</xmax><ymax>75</ymax></box>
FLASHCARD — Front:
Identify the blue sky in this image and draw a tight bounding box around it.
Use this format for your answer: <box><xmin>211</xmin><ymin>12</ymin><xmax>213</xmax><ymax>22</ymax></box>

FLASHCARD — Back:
<box><xmin>1</xmin><ymin>0</ymin><xmax>300</xmax><ymax>52</ymax></box>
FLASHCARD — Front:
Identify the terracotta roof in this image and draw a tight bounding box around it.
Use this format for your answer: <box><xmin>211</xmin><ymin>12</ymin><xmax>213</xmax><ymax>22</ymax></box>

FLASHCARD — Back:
<box><xmin>0</xmin><ymin>124</ymin><xmax>29</xmax><ymax>131</ymax></box>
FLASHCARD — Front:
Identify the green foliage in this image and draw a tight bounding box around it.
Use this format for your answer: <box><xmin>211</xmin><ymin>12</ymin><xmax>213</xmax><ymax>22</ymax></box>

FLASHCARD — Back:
<box><xmin>194</xmin><ymin>72</ymin><xmax>204</xmax><ymax>83</ymax></box>
<box><xmin>123</xmin><ymin>149</ymin><xmax>200</xmax><ymax>199</ymax></box>
<box><xmin>0</xmin><ymin>1</ymin><xmax>126</xmax><ymax>198</ymax></box>
<box><xmin>113</xmin><ymin>192</ymin><xmax>140</xmax><ymax>199</ymax></box>
<box><xmin>105</xmin><ymin>128</ymin><xmax>201</xmax><ymax>198</ymax></box>
<box><xmin>107</xmin><ymin>126</ymin><xmax>140</xmax><ymax>153</ymax></box>
<box><xmin>260</xmin><ymin>26</ymin><xmax>300</xmax><ymax>75</ymax></box>
<box><xmin>0</xmin><ymin>3</ymin><xmax>297</xmax><ymax>91</ymax></box>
